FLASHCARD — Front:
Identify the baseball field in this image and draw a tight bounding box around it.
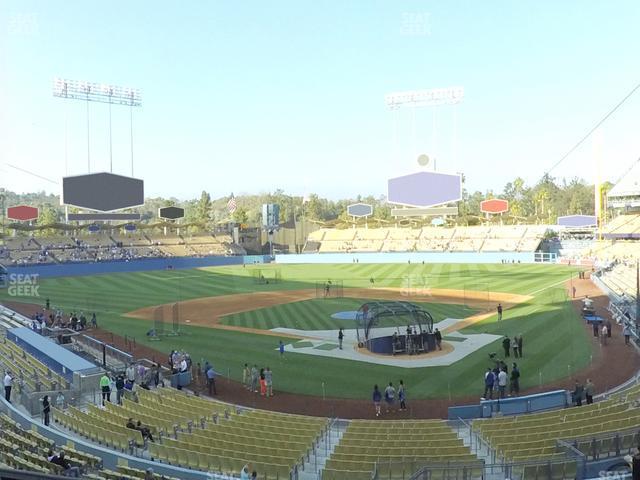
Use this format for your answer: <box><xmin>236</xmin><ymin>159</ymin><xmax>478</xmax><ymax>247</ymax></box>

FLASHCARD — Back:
<box><xmin>0</xmin><ymin>262</ymin><xmax>592</xmax><ymax>400</ymax></box>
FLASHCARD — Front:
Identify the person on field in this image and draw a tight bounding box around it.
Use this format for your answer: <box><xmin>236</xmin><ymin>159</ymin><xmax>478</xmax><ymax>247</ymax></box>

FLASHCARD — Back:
<box><xmin>259</xmin><ymin>368</ymin><xmax>266</xmax><ymax>396</ymax></box>
<box><xmin>434</xmin><ymin>328</ymin><xmax>442</xmax><ymax>350</ymax></box>
<box><xmin>585</xmin><ymin>379</ymin><xmax>595</xmax><ymax>405</ymax></box>
<box><xmin>243</xmin><ymin>363</ymin><xmax>251</xmax><ymax>390</ymax></box>
<box><xmin>511</xmin><ymin>337</ymin><xmax>519</xmax><ymax>358</ymax></box>
<box><xmin>606</xmin><ymin>319</ymin><xmax>612</xmax><ymax>338</ymax></box>
<box><xmin>497</xmin><ymin>368</ymin><xmax>507</xmax><ymax>399</ymax></box>
<box><xmin>250</xmin><ymin>365</ymin><xmax>258</xmax><ymax>393</ymax></box>
<box><xmin>338</xmin><ymin>328</ymin><xmax>344</xmax><ymax>350</ymax></box>
<box><xmin>573</xmin><ymin>380</ymin><xmax>584</xmax><ymax>407</ymax></box>
<box><xmin>509</xmin><ymin>363</ymin><xmax>520</xmax><ymax>396</ymax></box>
<box><xmin>502</xmin><ymin>336</ymin><xmax>511</xmax><ymax>357</ymax></box>
<box><xmin>497</xmin><ymin>303</ymin><xmax>503</xmax><ymax>321</ymax></box>
<box><xmin>265</xmin><ymin>367</ymin><xmax>273</xmax><ymax>397</ymax></box>
<box><xmin>483</xmin><ymin>368</ymin><xmax>495</xmax><ymax>400</ymax></box>
<box><xmin>279</xmin><ymin>340</ymin><xmax>285</xmax><ymax>358</ymax></box>
<box><xmin>384</xmin><ymin>382</ymin><xmax>396</xmax><ymax>413</ymax></box>
<box><xmin>517</xmin><ymin>334</ymin><xmax>523</xmax><ymax>358</ymax></box>
<box><xmin>207</xmin><ymin>364</ymin><xmax>217</xmax><ymax>396</ymax></box>
<box><xmin>602</xmin><ymin>324</ymin><xmax>609</xmax><ymax>345</ymax></box>
<box><xmin>372</xmin><ymin>385</ymin><xmax>382</xmax><ymax>417</ymax></box>
<box><xmin>398</xmin><ymin>380</ymin><xmax>407</xmax><ymax>411</ymax></box>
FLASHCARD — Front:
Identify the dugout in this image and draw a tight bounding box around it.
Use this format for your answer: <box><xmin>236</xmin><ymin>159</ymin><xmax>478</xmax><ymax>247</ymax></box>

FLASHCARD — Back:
<box><xmin>355</xmin><ymin>301</ymin><xmax>436</xmax><ymax>355</ymax></box>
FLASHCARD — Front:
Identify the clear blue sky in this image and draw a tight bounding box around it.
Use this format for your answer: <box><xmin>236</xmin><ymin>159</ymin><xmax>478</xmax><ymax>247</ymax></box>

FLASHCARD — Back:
<box><xmin>1</xmin><ymin>1</ymin><xmax>640</xmax><ymax>200</ymax></box>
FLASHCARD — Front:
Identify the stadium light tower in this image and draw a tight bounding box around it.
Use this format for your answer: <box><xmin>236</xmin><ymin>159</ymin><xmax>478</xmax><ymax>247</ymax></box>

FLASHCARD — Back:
<box><xmin>385</xmin><ymin>87</ymin><xmax>464</xmax><ymax>168</ymax></box>
<box><xmin>52</xmin><ymin>78</ymin><xmax>142</xmax><ymax>175</ymax></box>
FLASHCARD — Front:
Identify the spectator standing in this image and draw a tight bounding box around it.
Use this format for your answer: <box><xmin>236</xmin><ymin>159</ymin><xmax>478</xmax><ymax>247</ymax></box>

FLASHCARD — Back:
<box><xmin>372</xmin><ymin>385</ymin><xmax>382</xmax><ymax>417</ymax></box>
<box><xmin>398</xmin><ymin>380</ymin><xmax>407</xmax><ymax>411</ymax></box>
<box><xmin>153</xmin><ymin>363</ymin><xmax>161</xmax><ymax>388</ymax></box>
<box><xmin>631</xmin><ymin>447</ymin><xmax>640</xmax><ymax>480</ymax></box>
<box><xmin>517</xmin><ymin>334</ymin><xmax>523</xmax><ymax>358</ymax></box>
<box><xmin>573</xmin><ymin>381</ymin><xmax>584</xmax><ymax>407</ymax></box>
<box><xmin>265</xmin><ymin>367</ymin><xmax>273</xmax><ymax>397</ymax></box>
<box><xmin>42</xmin><ymin>395</ymin><xmax>50</xmax><ymax>426</ymax></box>
<box><xmin>126</xmin><ymin>363</ymin><xmax>136</xmax><ymax>385</ymax></box>
<box><xmin>483</xmin><ymin>368</ymin><xmax>495</xmax><ymax>400</ymax></box>
<box><xmin>243</xmin><ymin>363</ymin><xmax>250</xmax><ymax>390</ymax></box>
<box><xmin>585</xmin><ymin>379</ymin><xmax>595</xmax><ymax>405</ymax></box>
<box><xmin>100</xmin><ymin>373</ymin><xmax>111</xmax><ymax>406</ymax></box>
<box><xmin>502</xmin><ymin>336</ymin><xmax>511</xmax><ymax>357</ymax></box>
<box><xmin>259</xmin><ymin>368</ymin><xmax>266</xmax><ymax>396</ymax></box>
<box><xmin>250</xmin><ymin>365</ymin><xmax>258</xmax><ymax>393</ymax></box>
<box><xmin>4</xmin><ymin>371</ymin><xmax>13</xmax><ymax>403</ymax></box>
<box><xmin>240</xmin><ymin>465</ymin><xmax>251</xmax><ymax>480</ymax></box>
<box><xmin>206</xmin><ymin>365</ymin><xmax>217</xmax><ymax>395</ymax></box>
<box><xmin>115</xmin><ymin>375</ymin><xmax>125</xmax><ymax>405</ymax></box>
<box><xmin>509</xmin><ymin>363</ymin><xmax>520</xmax><ymax>396</ymax></box>
<box><xmin>55</xmin><ymin>391</ymin><xmax>65</xmax><ymax>409</ymax></box>
<box><xmin>497</xmin><ymin>369</ymin><xmax>507</xmax><ymax>399</ymax></box>
<box><xmin>384</xmin><ymin>382</ymin><xmax>396</xmax><ymax>413</ymax></box>
<box><xmin>624</xmin><ymin>324</ymin><xmax>632</xmax><ymax>345</ymax></box>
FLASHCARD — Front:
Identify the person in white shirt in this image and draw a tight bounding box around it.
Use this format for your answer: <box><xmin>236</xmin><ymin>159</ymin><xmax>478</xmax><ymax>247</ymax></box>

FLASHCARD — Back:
<box><xmin>497</xmin><ymin>369</ymin><xmax>508</xmax><ymax>399</ymax></box>
<box><xmin>179</xmin><ymin>358</ymin><xmax>188</xmax><ymax>373</ymax></box>
<box><xmin>126</xmin><ymin>364</ymin><xmax>136</xmax><ymax>384</ymax></box>
<box><xmin>4</xmin><ymin>372</ymin><xmax>13</xmax><ymax>402</ymax></box>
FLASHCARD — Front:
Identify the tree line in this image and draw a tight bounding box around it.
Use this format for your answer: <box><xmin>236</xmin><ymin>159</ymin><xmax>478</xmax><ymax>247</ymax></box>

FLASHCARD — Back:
<box><xmin>0</xmin><ymin>174</ymin><xmax>606</xmax><ymax>234</ymax></box>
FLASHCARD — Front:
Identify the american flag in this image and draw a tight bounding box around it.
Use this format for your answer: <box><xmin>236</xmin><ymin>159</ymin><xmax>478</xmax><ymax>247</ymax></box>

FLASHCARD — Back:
<box><xmin>227</xmin><ymin>193</ymin><xmax>237</xmax><ymax>214</ymax></box>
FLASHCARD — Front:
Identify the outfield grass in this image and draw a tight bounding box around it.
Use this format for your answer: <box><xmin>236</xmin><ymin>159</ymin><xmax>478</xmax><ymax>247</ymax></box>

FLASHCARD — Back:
<box><xmin>0</xmin><ymin>263</ymin><xmax>590</xmax><ymax>400</ymax></box>
<box><xmin>219</xmin><ymin>297</ymin><xmax>478</xmax><ymax>331</ymax></box>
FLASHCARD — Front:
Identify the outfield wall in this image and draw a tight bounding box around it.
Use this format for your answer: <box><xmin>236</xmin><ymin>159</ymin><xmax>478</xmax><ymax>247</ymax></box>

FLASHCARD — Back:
<box><xmin>4</xmin><ymin>255</ymin><xmax>269</xmax><ymax>278</ymax></box>
<box><xmin>275</xmin><ymin>252</ymin><xmax>539</xmax><ymax>264</ymax></box>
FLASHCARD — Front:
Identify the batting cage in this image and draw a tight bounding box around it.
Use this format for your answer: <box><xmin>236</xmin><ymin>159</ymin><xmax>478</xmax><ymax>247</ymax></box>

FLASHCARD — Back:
<box><xmin>315</xmin><ymin>280</ymin><xmax>344</xmax><ymax>298</ymax></box>
<box><xmin>149</xmin><ymin>302</ymin><xmax>181</xmax><ymax>340</ymax></box>
<box><xmin>252</xmin><ymin>269</ymin><xmax>282</xmax><ymax>285</ymax></box>
<box><xmin>355</xmin><ymin>301</ymin><xmax>436</xmax><ymax>355</ymax></box>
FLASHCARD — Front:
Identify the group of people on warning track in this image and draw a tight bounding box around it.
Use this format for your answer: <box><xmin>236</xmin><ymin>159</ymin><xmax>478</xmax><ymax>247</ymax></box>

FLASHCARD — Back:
<box><xmin>372</xmin><ymin>381</ymin><xmax>407</xmax><ymax>417</ymax></box>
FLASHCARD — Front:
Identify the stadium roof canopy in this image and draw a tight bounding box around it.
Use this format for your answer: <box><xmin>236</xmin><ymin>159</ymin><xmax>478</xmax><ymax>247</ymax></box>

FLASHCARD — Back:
<box><xmin>609</xmin><ymin>161</ymin><xmax>640</xmax><ymax>198</ymax></box>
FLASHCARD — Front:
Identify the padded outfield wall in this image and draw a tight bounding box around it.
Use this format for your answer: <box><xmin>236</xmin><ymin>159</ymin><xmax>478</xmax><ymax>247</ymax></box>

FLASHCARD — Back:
<box><xmin>275</xmin><ymin>251</ymin><xmax>550</xmax><ymax>264</ymax></box>
<box><xmin>5</xmin><ymin>255</ymin><xmax>270</xmax><ymax>278</ymax></box>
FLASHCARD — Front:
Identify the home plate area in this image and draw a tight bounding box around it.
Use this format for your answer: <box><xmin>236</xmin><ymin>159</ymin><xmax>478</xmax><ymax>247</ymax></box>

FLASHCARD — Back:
<box><xmin>272</xmin><ymin>318</ymin><xmax>502</xmax><ymax>368</ymax></box>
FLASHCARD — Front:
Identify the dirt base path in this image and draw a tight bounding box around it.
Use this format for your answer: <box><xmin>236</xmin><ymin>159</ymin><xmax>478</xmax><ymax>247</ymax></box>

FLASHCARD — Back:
<box><xmin>125</xmin><ymin>287</ymin><xmax>530</xmax><ymax>338</ymax></box>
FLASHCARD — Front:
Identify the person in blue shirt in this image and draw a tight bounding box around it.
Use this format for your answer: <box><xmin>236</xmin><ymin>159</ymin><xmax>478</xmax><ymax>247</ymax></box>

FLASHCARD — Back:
<box><xmin>483</xmin><ymin>368</ymin><xmax>495</xmax><ymax>399</ymax></box>
<box><xmin>279</xmin><ymin>340</ymin><xmax>285</xmax><ymax>358</ymax></box>
<box><xmin>372</xmin><ymin>385</ymin><xmax>382</xmax><ymax>417</ymax></box>
<box><xmin>206</xmin><ymin>365</ymin><xmax>217</xmax><ymax>395</ymax></box>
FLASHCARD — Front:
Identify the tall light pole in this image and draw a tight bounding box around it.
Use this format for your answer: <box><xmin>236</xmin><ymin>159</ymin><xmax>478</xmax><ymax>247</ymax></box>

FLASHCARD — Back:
<box><xmin>52</xmin><ymin>78</ymin><xmax>142</xmax><ymax>175</ymax></box>
<box><xmin>385</xmin><ymin>87</ymin><xmax>464</xmax><ymax>168</ymax></box>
